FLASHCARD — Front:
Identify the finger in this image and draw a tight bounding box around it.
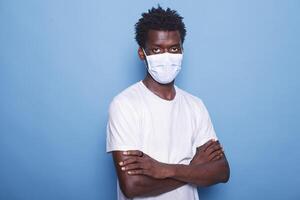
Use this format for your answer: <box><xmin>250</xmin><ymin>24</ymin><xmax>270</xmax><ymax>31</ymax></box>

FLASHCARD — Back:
<box><xmin>211</xmin><ymin>152</ymin><xmax>224</xmax><ymax>161</ymax></box>
<box><xmin>127</xmin><ymin>169</ymin><xmax>146</xmax><ymax>175</ymax></box>
<box><xmin>197</xmin><ymin>139</ymin><xmax>215</xmax><ymax>152</ymax></box>
<box><xmin>121</xmin><ymin>163</ymin><xmax>142</xmax><ymax>171</ymax></box>
<box><xmin>208</xmin><ymin>150</ymin><xmax>224</xmax><ymax>161</ymax></box>
<box><xmin>206</xmin><ymin>143</ymin><xmax>222</xmax><ymax>154</ymax></box>
<box><xmin>119</xmin><ymin>157</ymin><xmax>140</xmax><ymax>166</ymax></box>
<box><xmin>123</xmin><ymin>150</ymin><xmax>143</xmax><ymax>157</ymax></box>
<box><xmin>211</xmin><ymin>155</ymin><xmax>222</xmax><ymax>161</ymax></box>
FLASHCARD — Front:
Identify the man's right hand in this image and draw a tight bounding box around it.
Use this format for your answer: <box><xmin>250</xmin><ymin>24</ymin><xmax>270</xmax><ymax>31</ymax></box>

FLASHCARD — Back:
<box><xmin>190</xmin><ymin>139</ymin><xmax>224</xmax><ymax>165</ymax></box>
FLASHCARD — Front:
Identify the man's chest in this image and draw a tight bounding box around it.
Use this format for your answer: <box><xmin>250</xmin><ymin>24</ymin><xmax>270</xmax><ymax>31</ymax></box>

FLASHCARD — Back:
<box><xmin>137</xmin><ymin>102</ymin><xmax>198</xmax><ymax>164</ymax></box>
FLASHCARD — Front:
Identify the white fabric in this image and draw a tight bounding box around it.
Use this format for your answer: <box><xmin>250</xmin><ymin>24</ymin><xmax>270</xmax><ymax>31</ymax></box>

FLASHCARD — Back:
<box><xmin>142</xmin><ymin>49</ymin><xmax>183</xmax><ymax>84</ymax></box>
<box><xmin>106</xmin><ymin>81</ymin><xmax>218</xmax><ymax>200</ymax></box>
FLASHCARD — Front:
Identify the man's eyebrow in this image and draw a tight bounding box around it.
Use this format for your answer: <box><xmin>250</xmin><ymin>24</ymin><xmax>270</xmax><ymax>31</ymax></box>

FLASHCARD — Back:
<box><xmin>169</xmin><ymin>43</ymin><xmax>181</xmax><ymax>47</ymax></box>
<box><xmin>150</xmin><ymin>43</ymin><xmax>182</xmax><ymax>47</ymax></box>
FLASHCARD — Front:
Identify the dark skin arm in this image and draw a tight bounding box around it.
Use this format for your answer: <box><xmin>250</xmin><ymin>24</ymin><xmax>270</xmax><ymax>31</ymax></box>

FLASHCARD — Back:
<box><xmin>113</xmin><ymin>151</ymin><xmax>185</xmax><ymax>198</ymax></box>
<box><xmin>171</xmin><ymin>140</ymin><xmax>230</xmax><ymax>186</ymax></box>
<box><xmin>169</xmin><ymin>154</ymin><xmax>229</xmax><ymax>186</ymax></box>
<box><xmin>122</xmin><ymin>140</ymin><xmax>229</xmax><ymax>187</ymax></box>
<box><xmin>112</xmin><ymin>140</ymin><xmax>224</xmax><ymax>198</ymax></box>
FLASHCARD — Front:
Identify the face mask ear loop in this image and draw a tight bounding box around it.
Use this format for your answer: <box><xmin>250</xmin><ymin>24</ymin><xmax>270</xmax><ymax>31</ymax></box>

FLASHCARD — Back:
<box><xmin>142</xmin><ymin>48</ymin><xmax>150</xmax><ymax>69</ymax></box>
<box><xmin>180</xmin><ymin>43</ymin><xmax>184</xmax><ymax>56</ymax></box>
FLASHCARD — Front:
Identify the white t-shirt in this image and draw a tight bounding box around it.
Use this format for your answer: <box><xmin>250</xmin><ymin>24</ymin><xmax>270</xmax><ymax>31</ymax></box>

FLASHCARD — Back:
<box><xmin>106</xmin><ymin>81</ymin><xmax>218</xmax><ymax>200</ymax></box>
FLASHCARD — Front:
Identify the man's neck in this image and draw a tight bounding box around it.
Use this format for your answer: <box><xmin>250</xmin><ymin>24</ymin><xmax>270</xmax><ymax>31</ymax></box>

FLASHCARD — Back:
<box><xmin>142</xmin><ymin>74</ymin><xmax>176</xmax><ymax>101</ymax></box>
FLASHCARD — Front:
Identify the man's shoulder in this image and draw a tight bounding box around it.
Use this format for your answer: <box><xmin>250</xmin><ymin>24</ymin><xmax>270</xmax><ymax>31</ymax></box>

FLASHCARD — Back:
<box><xmin>176</xmin><ymin>86</ymin><xmax>210</xmax><ymax>118</ymax></box>
<box><xmin>176</xmin><ymin>86</ymin><xmax>204</xmax><ymax>107</ymax></box>
<box><xmin>110</xmin><ymin>81</ymin><xmax>143</xmax><ymax>108</ymax></box>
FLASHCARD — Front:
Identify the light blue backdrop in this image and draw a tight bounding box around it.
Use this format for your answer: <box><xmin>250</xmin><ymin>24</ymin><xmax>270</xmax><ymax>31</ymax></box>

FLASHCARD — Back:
<box><xmin>1</xmin><ymin>0</ymin><xmax>299</xmax><ymax>199</ymax></box>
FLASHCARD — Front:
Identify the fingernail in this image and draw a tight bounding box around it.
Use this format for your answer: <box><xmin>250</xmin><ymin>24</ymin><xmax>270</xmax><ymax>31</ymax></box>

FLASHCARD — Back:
<box><xmin>123</xmin><ymin>151</ymin><xmax>128</xmax><ymax>155</ymax></box>
<box><xmin>119</xmin><ymin>161</ymin><xmax>123</xmax><ymax>166</ymax></box>
<box><xmin>121</xmin><ymin>167</ymin><xmax>125</xmax><ymax>171</ymax></box>
<box><xmin>128</xmin><ymin>171</ymin><xmax>132</xmax><ymax>174</ymax></box>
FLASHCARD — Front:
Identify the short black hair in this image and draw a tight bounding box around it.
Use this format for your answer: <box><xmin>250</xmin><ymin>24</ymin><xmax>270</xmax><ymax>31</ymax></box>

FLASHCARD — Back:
<box><xmin>135</xmin><ymin>5</ymin><xmax>186</xmax><ymax>48</ymax></box>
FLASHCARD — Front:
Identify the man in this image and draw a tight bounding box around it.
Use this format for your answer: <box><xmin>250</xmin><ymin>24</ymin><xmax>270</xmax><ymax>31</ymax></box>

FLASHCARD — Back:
<box><xmin>106</xmin><ymin>6</ymin><xmax>230</xmax><ymax>200</ymax></box>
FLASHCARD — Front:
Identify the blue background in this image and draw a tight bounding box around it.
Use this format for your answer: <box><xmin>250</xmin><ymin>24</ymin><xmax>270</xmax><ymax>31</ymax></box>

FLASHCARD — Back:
<box><xmin>1</xmin><ymin>0</ymin><xmax>299</xmax><ymax>199</ymax></box>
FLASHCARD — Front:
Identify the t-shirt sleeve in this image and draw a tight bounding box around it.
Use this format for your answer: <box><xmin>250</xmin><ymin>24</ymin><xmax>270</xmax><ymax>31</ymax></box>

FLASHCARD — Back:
<box><xmin>106</xmin><ymin>97</ymin><xmax>141</xmax><ymax>153</ymax></box>
<box><xmin>193</xmin><ymin>99</ymin><xmax>218</xmax><ymax>148</ymax></box>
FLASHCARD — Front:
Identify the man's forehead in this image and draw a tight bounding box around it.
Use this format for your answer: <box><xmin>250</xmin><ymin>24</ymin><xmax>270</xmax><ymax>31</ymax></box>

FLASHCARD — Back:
<box><xmin>147</xmin><ymin>30</ymin><xmax>181</xmax><ymax>45</ymax></box>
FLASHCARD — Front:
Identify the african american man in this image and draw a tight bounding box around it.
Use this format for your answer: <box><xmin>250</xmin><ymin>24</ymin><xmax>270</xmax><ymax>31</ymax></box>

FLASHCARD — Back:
<box><xmin>106</xmin><ymin>6</ymin><xmax>230</xmax><ymax>200</ymax></box>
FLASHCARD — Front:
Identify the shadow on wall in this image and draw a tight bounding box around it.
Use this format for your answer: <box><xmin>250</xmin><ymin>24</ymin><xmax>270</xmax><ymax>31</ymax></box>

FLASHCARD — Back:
<box><xmin>198</xmin><ymin>185</ymin><xmax>224</xmax><ymax>199</ymax></box>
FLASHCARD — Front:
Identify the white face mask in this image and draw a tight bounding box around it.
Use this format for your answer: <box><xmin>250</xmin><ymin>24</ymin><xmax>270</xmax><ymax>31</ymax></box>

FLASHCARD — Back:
<box><xmin>142</xmin><ymin>48</ymin><xmax>183</xmax><ymax>84</ymax></box>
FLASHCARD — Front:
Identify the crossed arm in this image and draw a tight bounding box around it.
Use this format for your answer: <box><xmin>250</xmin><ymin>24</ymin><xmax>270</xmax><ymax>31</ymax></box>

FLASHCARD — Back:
<box><xmin>112</xmin><ymin>139</ymin><xmax>230</xmax><ymax>198</ymax></box>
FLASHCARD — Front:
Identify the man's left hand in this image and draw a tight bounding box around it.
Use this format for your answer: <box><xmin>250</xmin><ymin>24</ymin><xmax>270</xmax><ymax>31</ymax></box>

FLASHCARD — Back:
<box><xmin>119</xmin><ymin>150</ymin><xmax>171</xmax><ymax>179</ymax></box>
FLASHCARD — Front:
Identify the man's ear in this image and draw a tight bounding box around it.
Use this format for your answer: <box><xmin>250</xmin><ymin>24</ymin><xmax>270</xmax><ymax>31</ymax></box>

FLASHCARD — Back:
<box><xmin>138</xmin><ymin>47</ymin><xmax>146</xmax><ymax>60</ymax></box>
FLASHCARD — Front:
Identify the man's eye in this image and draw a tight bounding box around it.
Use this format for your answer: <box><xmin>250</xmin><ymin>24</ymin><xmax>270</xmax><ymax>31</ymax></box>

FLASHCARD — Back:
<box><xmin>152</xmin><ymin>48</ymin><xmax>161</xmax><ymax>54</ymax></box>
<box><xmin>170</xmin><ymin>47</ymin><xmax>180</xmax><ymax>53</ymax></box>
